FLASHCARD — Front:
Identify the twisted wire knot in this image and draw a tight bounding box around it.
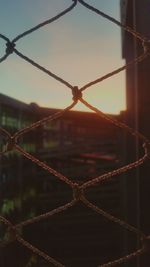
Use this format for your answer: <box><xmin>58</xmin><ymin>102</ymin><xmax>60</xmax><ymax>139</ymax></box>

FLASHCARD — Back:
<box><xmin>6</xmin><ymin>136</ymin><xmax>16</xmax><ymax>151</ymax></box>
<box><xmin>73</xmin><ymin>184</ymin><xmax>83</xmax><ymax>201</ymax></box>
<box><xmin>72</xmin><ymin>86</ymin><xmax>82</xmax><ymax>101</ymax></box>
<box><xmin>0</xmin><ymin>224</ymin><xmax>21</xmax><ymax>247</ymax></box>
<box><xmin>143</xmin><ymin>142</ymin><xmax>150</xmax><ymax>159</ymax></box>
<box><xmin>0</xmin><ymin>212</ymin><xmax>23</xmax><ymax>248</ymax></box>
<box><xmin>142</xmin><ymin>40</ymin><xmax>150</xmax><ymax>55</ymax></box>
<box><xmin>6</xmin><ymin>41</ymin><xmax>16</xmax><ymax>54</ymax></box>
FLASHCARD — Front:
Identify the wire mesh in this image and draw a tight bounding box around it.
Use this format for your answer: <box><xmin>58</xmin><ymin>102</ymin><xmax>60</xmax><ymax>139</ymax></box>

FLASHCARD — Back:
<box><xmin>0</xmin><ymin>0</ymin><xmax>150</xmax><ymax>266</ymax></box>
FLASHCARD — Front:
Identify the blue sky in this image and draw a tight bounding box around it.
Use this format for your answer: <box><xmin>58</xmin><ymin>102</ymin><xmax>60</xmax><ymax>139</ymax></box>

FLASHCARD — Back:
<box><xmin>0</xmin><ymin>0</ymin><xmax>125</xmax><ymax>114</ymax></box>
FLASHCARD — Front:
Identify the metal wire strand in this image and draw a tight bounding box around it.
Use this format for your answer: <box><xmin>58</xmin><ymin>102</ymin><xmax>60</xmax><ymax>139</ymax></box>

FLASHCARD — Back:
<box><xmin>17</xmin><ymin>235</ymin><xmax>65</xmax><ymax>267</ymax></box>
<box><xmin>99</xmin><ymin>247</ymin><xmax>145</xmax><ymax>267</ymax></box>
<box><xmin>12</xmin><ymin>0</ymin><xmax>78</xmax><ymax>43</ymax></box>
<box><xmin>78</xmin><ymin>0</ymin><xmax>148</xmax><ymax>42</ymax></box>
<box><xmin>81</xmin><ymin>152</ymin><xmax>148</xmax><ymax>189</ymax></box>
<box><xmin>81</xmin><ymin>197</ymin><xmax>146</xmax><ymax>239</ymax></box>
<box><xmin>0</xmin><ymin>54</ymin><xmax>10</xmax><ymax>63</ymax></box>
<box><xmin>13</xmin><ymin>101</ymin><xmax>77</xmax><ymax>139</ymax></box>
<box><xmin>14</xmin><ymin>48</ymin><xmax>74</xmax><ymax>90</ymax></box>
<box><xmin>80</xmin><ymin>98</ymin><xmax>149</xmax><ymax>143</ymax></box>
<box><xmin>80</xmin><ymin>50</ymin><xmax>149</xmax><ymax>92</ymax></box>
<box><xmin>16</xmin><ymin>200</ymin><xmax>77</xmax><ymax>228</ymax></box>
<box><xmin>0</xmin><ymin>34</ymin><xmax>9</xmax><ymax>42</ymax></box>
<box><xmin>15</xmin><ymin>144</ymin><xmax>75</xmax><ymax>188</ymax></box>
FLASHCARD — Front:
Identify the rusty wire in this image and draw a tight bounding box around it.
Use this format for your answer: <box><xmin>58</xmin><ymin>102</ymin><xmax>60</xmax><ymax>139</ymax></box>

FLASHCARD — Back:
<box><xmin>0</xmin><ymin>0</ymin><xmax>150</xmax><ymax>266</ymax></box>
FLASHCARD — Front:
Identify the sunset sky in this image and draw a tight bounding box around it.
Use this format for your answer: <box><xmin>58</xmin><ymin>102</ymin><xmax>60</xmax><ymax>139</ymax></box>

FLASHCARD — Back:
<box><xmin>0</xmin><ymin>0</ymin><xmax>126</xmax><ymax>114</ymax></box>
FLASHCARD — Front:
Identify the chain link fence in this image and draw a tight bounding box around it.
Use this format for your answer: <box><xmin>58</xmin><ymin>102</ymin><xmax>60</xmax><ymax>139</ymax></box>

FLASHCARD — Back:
<box><xmin>0</xmin><ymin>0</ymin><xmax>150</xmax><ymax>266</ymax></box>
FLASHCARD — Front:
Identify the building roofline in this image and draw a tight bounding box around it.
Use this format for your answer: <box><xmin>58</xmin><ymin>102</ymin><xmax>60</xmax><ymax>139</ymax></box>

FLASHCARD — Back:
<box><xmin>0</xmin><ymin>93</ymin><xmax>32</xmax><ymax>112</ymax></box>
<box><xmin>0</xmin><ymin>93</ymin><xmax>122</xmax><ymax>120</ymax></box>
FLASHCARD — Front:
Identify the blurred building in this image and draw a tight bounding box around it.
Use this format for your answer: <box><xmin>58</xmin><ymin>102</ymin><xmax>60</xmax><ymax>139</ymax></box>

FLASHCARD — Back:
<box><xmin>0</xmin><ymin>93</ymin><xmax>38</xmax><ymax>201</ymax></box>
<box><xmin>121</xmin><ymin>0</ymin><xmax>150</xmax><ymax>266</ymax></box>
<box><xmin>0</xmin><ymin>93</ymin><xmax>124</xmax><ymax>266</ymax></box>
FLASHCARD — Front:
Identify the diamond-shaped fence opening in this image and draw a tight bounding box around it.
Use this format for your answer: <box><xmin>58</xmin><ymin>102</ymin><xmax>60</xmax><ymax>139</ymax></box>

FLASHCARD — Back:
<box><xmin>0</xmin><ymin>1</ymin><xmax>150</xmax><ymax>267</ymax></box>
